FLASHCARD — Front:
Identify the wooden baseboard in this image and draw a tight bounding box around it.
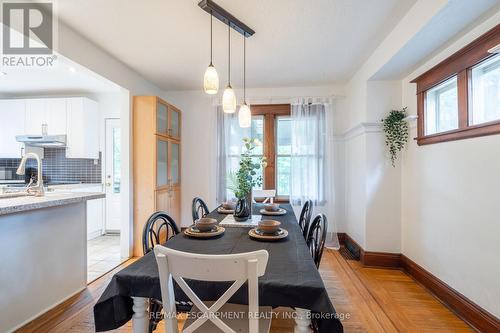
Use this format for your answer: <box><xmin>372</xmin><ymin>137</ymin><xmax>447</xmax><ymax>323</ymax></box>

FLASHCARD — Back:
<box><xmin>337</xmin><ymin>232</ymin><xmax>500</xmax><ymax>332</ymax></box>
<box><xmin>338</xmin><ymin>232</ymin><xmax>401</xmax><ymax>268</ymax></box>
<box><xmin>401</xmin><ymin>255</ymin><xmax>500</xmax><ymax>333</ymax></box>
<box><xmin>363</xmin><ymin>251</ymin><xmax>401</xmax><ymax>268</ymax></box>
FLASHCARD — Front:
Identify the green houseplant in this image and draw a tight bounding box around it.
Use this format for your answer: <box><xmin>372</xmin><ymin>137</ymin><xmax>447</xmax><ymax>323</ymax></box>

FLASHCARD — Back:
<box><xmin>381</xmin><ymin>107</ymin><xmax>409</xmax><ymax>167</ymax></box>
<box><xmin>227</xmin><ymin>138</ymin><xmax>267</xmax><ymax>220</ymax></box>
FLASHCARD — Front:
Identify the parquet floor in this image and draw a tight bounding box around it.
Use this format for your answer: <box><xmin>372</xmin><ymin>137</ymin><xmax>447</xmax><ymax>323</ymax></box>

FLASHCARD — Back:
<box><xmin>17</xmin><ymin>249</ymin><xmax>474</xmax><ymax>333</ymax></box>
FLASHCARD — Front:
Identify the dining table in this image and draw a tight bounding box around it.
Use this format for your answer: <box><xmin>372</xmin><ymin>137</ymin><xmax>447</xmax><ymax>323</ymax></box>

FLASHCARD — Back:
<box><xmin>93</xmin><ymin>203</ymin><xmax>343</xmax><ymax>333</ymax></box>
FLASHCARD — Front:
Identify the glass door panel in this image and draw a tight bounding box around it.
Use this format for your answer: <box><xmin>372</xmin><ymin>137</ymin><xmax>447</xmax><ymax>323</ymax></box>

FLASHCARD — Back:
<box><xmin>156</xmin><ymin>102</ymin><xmax>168</xmax><ymax>134</ymax></box>
<box><xmin>156</xmin><ymin>139</ymin><xmax>168</xmax><ymax>187</ymax></box>
<box><xmin>169</xmin><ymin>142</ymin><xmax>180</xmax><ymax>186</ymax></box>
<box><xmin>169</xmin><ymin>107</ymin><xmax>180</xmax><ymax>139</ymax></box>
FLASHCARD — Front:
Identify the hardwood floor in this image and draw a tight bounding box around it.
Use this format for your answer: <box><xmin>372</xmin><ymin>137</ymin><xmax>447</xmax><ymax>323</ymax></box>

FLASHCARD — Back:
<box><xmin>17</xmin><ymin>249</ymin><xmax>474</xmax><ymax>333</ymax></box>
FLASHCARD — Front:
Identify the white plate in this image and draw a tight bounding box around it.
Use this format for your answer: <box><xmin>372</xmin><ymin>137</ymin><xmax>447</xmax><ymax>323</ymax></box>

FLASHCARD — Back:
<box><xmin>259</xmin><ymin>208</ymin><xmax>286</xmax><ymax>216</ymax></box>
<box><xmin>217</xmin><ymin>207</ymin><xmax>235</xmax><ymax>214</ymax></box>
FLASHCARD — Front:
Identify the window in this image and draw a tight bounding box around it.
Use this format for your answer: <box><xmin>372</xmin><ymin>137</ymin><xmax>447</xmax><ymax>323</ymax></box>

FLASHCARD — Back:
<box><xmin>425</xmin><ymin>76</ymin><xmax>458</xmax><ymax>135</ymax></box>
<box><xmin>470</xmin><ymin>53</ymin><xmax>500</xmax><ymax>125</ymax></box>
<box><xmin>276</xmin><ymin>116</ymin><xmax>291</xmax><ymax>196</ymax></box>
<box><xmin>412</xmin><ymin>24</ymin><xmax>500</xmax><ymax>145</ymax></box>
<box><xmin>226</xmin><ymin>115</ymin><xmax>264</xmax><ymax>195</ymax></box>
<box><xmin>222</xmin><ymin>104</ymin><xmax>291</xmax><ymax>202</ymax></box>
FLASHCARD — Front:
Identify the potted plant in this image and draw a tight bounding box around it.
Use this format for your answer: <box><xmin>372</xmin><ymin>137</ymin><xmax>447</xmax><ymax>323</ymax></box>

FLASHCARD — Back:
<box><xmin>227</xmin><ymin>138</ymin><xmax>267</xmax><ymax>221</ymax></box>
<box><xmin>381</xmin><ymin>107</ymin><xmax>409</xmax><ymax>167</ymax></box>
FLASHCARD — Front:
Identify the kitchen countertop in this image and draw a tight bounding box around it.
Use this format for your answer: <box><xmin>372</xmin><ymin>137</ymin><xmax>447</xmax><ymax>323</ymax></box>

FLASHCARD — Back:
<box><xmin>0</xmin><ymin>192</ymin><xmax>105</xmax><ymax>216</ymax></box>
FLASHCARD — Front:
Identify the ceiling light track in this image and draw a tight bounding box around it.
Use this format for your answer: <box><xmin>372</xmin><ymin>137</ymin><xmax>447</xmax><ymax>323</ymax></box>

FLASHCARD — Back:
<box><xmin>198</xmin><ymin>0</ymin><xmax>255</xmax><ymax>37</ymax></box>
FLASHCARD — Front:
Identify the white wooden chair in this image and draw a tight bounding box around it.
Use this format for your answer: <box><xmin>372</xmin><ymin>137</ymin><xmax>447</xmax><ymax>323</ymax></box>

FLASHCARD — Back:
<box><xmin>252</xmin><ymin>189</ymin><xmax>276</xmax><ymax>204</ymax></box>
<box><xmin>154</xmin><ymin>246</ymin><xmax>272</xmax><ymax>333</ymax></box>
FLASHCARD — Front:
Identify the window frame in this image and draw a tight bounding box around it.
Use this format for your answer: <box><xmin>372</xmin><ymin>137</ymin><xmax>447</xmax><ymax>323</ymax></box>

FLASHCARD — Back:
<box><xmin>276</xmin><ymin>115</ymin><xmax>292</xmax><ymax>198</ymax></box>
<box><xmin>251</xmin><ymin>104</ymin><xmax>291</xmax><ymax>202</ymax></box>
<box><xmin>412</xmin><ymin>24</ymin><xmax>500</xmax><ymax>146</ymax></box>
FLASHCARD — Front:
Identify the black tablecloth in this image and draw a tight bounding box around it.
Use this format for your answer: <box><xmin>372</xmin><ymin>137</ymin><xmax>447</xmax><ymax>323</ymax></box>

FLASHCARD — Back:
<box><xmin>94</xmin><ymin>204</ymin><xmax>343</xmax><ymax>332</ymax></box>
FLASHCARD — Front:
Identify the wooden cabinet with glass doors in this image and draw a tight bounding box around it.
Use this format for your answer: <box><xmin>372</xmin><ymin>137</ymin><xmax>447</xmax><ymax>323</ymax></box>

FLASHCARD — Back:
<box><xmin>133</xmin><ymin>96</ymin><xmax>181</xmax><ymax>256</ymax></box>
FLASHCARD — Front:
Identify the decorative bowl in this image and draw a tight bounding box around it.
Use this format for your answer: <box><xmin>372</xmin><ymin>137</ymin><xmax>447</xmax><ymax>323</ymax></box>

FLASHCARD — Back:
<box><xmin>258</xmin><ymin>220</ymin><xmax>281</xmax><ymax>234</ymax></box>
<box><xmin>264</xmin><ymin>203</ymin><xmax>280</xmax><ymax>212</ymax></box>
<box><xmin>195</xmin><ymin>217</ymin><xmax>218</xmax><ymax>232</ymax></box>
<box><xmin>222</xmin><ymin>201</ymin><xmax>236</xmax><ymax>210</ymax></box>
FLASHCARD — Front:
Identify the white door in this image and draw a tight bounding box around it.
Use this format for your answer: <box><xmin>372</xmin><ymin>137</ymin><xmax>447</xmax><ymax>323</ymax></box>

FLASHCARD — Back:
<box><xmin>105</xmin><ymin>119</ymin><xmax>121</xmax><ymax>232</ymax></box>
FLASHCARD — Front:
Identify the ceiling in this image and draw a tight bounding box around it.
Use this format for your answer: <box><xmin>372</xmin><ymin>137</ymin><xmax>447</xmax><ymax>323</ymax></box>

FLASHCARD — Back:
<box><xmin>0</xmin><ymin>52</ymin><xmax>122</xmax><ymax>96</ymax></box>
<box><xmin>56</xmin><ymin>0</ymin><xmax>417</xmax><ymax>91</ymax></box>
<box><xmin>372</xmin><ymin>0</ymin><xmax>500</xmax><ymax>80</ymax></box>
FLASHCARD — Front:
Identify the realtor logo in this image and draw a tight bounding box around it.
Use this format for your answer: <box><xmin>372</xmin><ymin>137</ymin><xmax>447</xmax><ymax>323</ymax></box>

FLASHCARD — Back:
<box><xmin>2</xmin><ymin>1</ymin><xmax>53</xmax><ymax>54</ymax></box>
<box><xmin>1</xmin><ymin>1</ymin><xmax>56</xmax><ymax>68</ymax></box>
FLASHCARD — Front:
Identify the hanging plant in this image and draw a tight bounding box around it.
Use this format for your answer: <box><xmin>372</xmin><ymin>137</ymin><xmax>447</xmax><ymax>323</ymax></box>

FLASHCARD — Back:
<box><xmin>381</xmin><ymin>107</ymin><xmax>409</xmax><ymax>167</ymax></box>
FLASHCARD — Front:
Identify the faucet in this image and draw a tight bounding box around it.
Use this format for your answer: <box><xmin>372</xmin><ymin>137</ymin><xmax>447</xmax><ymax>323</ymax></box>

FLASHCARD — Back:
<box><xmin>16</xmin><ymin>152</ymin><xmax>44</xmax><ymax>196</ymax></box>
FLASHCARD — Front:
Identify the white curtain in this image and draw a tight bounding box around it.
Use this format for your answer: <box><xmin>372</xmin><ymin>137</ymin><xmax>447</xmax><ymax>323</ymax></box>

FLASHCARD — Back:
<box><xmin>216</xmin><ymin>105</ymin><xmax>261</xmax><ymax>203</ymax></box>
<box><xmin>290</xmin><ymin>98</ymin><xmax>339</xmax><ymax>249</ymax></box>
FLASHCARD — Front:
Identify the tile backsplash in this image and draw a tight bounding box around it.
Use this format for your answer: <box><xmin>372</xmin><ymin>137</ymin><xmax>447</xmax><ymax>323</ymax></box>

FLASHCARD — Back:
<box><xmin>0</xmin><ymin>148</ymin><xmax>102</xmax><ymax>184</ymax></box>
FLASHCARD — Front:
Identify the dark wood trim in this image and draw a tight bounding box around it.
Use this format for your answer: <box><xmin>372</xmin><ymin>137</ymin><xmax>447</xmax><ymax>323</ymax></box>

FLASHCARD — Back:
<box><xmin>401</xmin><ymin>255</ymin><xmax>500</xmax><ymax>333</ymax></box>
<box><xmin>416</xmin><ymin>92</ymin><xmax>425</xmax><ymax>139</ymax></box>
<box><xmin>252</xmin><ymin>104</ymin><xmax>291</xmax><ymax>192</ymax></box>
<box><xmin>338</xmin><ymin>233</ymin><xmax>401</xmax><ymax>268</ymax></box>
<box><xmin>263</xmin><ymin>113</ymin><xmax>275</xmax><ymax>190</ymax></box>
<box><xmin>411</xmin><ymin>24</ymin><xmax>500</xmax><ymax>93</ymax></box>
<box><xmin>413</xmin><ymin>24</ymin><xmax>500</xmax><ymax>146</ymax></box>
<box><xmin>457</xmin><ymin>69</ymin><xmax>469</xmax><ymax>129</ymax></box>
<box><xmin>363</xmin><ymin>252</ymin><xmax>401</xmax><ymax>269</ymax></box>
<box><xmin>338</xmin><ymin>233</ymin><xmax>500</xmax><ymax>332</ymax></box>
<box><xmin>416</xmin><ymin>120</ymin><xmax>500</xmax><ymax>145</ymax></box>
<box><xmin>251</xmin><ymin>104</ymin><xmax>291</xmax><ymax>116</ymax></box>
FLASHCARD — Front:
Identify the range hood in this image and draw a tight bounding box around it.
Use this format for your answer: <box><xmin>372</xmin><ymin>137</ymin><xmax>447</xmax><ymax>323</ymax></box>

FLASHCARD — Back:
<box><xmin>16</xmin><ymin>135</ymin><xmax>67</xmax><ymax>148</ymax></box>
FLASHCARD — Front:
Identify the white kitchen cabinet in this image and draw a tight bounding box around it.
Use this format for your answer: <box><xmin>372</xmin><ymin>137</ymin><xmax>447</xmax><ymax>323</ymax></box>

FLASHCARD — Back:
<box><xmin>66</xmin><ymin>97</ymin><xmax>100</xmax><ymax>159</ymax></box>
<box><xmin>46</xmin><ymin>99</ymin><xmax>67</xmax><ymax>134</ymax></box>
<box><xmin>0</xmin><ymin>99</ymin><xmax>26</xmax><ymax>158</ymax></box>
<box><xmin>25</xmin><ymin>99</ymin><xmax>46</xmax><ymax>135</ymax></box>
<box><xmin>52</xmin><ymin>184</ymin><xmax>105</xmax><ymax>240</ymax></box>
<box><xmin>25</xmin><ymin>98</ymin><xmax>67</xmax><ymax>135</ymax></box>
<box><xmin>73</xmin><ymin>185</ymin><xmax>105</xmax><ymax>240</ymax></box>
<box><xmin>25</xmin><ymin>99</ymin><xmax>67</xmax><ymax>135</ymax></box>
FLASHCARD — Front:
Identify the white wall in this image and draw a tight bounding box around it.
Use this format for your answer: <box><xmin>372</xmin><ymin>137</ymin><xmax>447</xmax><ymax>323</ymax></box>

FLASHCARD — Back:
<box><xmin>55</xmin><ymin>22</ymin><xmax>165</xmax><ymax>258</ymax></box>
<box><xmin>341</xmin><ymin>80</ymin><xmax>403</xmax><ymax>252</ymax></box>
<box><xmin>164</xmin><ymin>85</ymin><xmax>345</xmax><ymax>228</ymax></box>
<box><xmin>401</xmin><ymin>12</ymin><xmax>500</xmax><ymax>318</ymax></box>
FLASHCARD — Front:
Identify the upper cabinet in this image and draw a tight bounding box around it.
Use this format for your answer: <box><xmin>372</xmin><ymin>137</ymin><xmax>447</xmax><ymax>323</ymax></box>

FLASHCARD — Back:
<box><xmin>0</xmin><ymin>97</ymin><xmax>100</xmax><ymax>159</ymax></box>
<box><xmin>66</xmin><ymin>97</ymin><xmax>100</xmax><ymax>159</ymax></box>
<box><xmin>25</xmin><ymin>99</ymin><xmax>67</xmax><ymax>135</ymax></box>
<box><xmin>155</xmin><ymin>98</ymin><xmax>181</xmax><ymax>140</ymax></box>
<box><xmin>168</xmin><ymin>105</ymin><xmax>181</xmax><ymax>140</ymax></box>
<box><xmin>0</xmin><ymin>100</ymin><xmax>26</xmax><ymax>158</ymax></box>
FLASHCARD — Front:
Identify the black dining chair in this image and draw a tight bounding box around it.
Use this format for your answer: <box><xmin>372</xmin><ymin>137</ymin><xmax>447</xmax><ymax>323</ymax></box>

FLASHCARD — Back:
<box><xmin>298</xmin><ymin>199</ymin><xmax>313</xmax><ymax>239</ymax></box>
<box><xmin>142</xmin><ymin>211</ymin><xmax>180</xmax><ymax>333</ymax></box>
<box><xmin>192</xmin><ymin>197</ymin><xmax>210</xmax><ymax>223</ymax></box>
<box><xmin>306</xmin><ymin>214</ymin><xmax>328</xmax><ymax>269</ymax></box>
<box><xmin>142</xmin><ymin>211</ymin><xmax>180</xmax><ymax>255</ymax></box>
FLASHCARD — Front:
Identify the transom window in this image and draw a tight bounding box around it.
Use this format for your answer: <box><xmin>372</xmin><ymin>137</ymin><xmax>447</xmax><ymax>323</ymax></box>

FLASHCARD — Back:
<box><xmin>425</xmin><ymin>76</ymin><xmax>458</xmax><ymax>135</ymax></box>
<box><xmin>412</xmin><ymin>24</ymin><xmax>500</xmax><ymax>145</ymax></box>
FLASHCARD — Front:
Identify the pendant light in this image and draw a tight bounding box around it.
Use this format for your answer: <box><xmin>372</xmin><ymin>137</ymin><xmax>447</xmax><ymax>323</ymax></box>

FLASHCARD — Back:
<box><xmin>204</xmin><ymin>12</ymin><xmax>219</xmax><ymax>94</ymax></box>
<box><xmin>239</xmin><ymin>34</ymin><xmax>251</xmax><ymax>128</ymax></box>
<box><xmin>222</xmin><ymin>23</ymin><xmax>236</xmax><ymax>113</ymax></box>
